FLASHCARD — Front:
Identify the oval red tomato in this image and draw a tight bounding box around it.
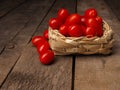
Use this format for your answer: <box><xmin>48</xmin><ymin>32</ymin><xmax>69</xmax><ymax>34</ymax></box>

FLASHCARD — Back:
<box><xmin>97</xmin><ymin>28</ymin><xmax>103</xmax><ymax>37</ymax></box>
<box><xmin>68</xmin><ymin>25</ymin><xmax>83</xmax><ymax>37</ymax></box>
<box><xmin>59</xmin><ymin>24</ymin><xmax>68</xmax><ymax>36</ymax></box>
<box><xmin>57</xmin><ymin>8</ymin><xmax>69</xmax><ymax>21</ymax></box>
<box><xmin>32</xmin><ymin>36</ymin><xmax>46</xmax><ymax>47</ymax></box>
<box><xmin>95</xmin><ymin>16</ymin><xmax>103</xmax><ymax>25</ymax></box>
<box><xmin>85</xmin><ymin>18</ymin><xmax>99</xmax><ymax>28</ymax></box>
<box><xmin>43</xmin><ymin>29</ymin><xmax>48</xmax><ymax>40</ymax></box>
<box><xmin>40</xmin><ymin>50</ymin><xmax>54</xmax><ymax>65</ymax></box>
<box><xmin>85</xmin><ymin>8</ymin><xmax>97</xmax><ymax>18</ymax></box>
<box><xmin>65</xmin><ymin>14</ymin><xmax>81</xmax><ymax>25</ymax></box>
<box><xmin>80</xmin><ymin>16</ymin><xmax>86</xmax><ymax>26</ymax></box>
<box><xmin>49</xmin><ymin>18</ymin><xmax>59</xmax><ymax>29</ymax></box>
<box><xmin>81</xmin><ymin>25</ymin><xmax>86</xmax><ymax>36</ymax></box>
<box><xmin>37</xmin><ymin>41</ymin><xmax>50</xmax><ymax>55</ymax></box>
<box><xmin>85</xmin><ymin>26</ymin><xmax>96</xmax><ymax>38</ymax></box>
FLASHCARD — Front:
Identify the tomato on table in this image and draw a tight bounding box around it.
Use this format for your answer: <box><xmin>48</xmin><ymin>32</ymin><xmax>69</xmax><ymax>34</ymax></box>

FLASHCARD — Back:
<box><xmin>40</xmin><ymin>50</ymin><xmax>54</xmax><ymax>65</ymax></box>
<box><xmin>37</xmin><ymin>41</ymin><xmax>50</xmax><ymax>55</ymax></box>
<box><xmin>32</xmin><ymin>36</ymin><xmax>46</xmax><ymax>47</ymax></box>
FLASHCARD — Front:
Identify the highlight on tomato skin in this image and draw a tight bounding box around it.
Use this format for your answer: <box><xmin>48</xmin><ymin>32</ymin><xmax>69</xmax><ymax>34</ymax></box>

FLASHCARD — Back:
<box><xmin>49</xmin><ymin>18</ymin><xmax>60</xmax><ymax>30</ymax></box>
<box><xmin>32</xmin><ymin>36</ymin><xmax>46</xmax><ymax>47</ymax></box>
<box><xmin>95</xmin><ymin>16</ymin><xmax>103</xmax><ymax>25</ymax></box>
<box><xmin>31</xmin><ymin>8</ymin><xmax>105</xmax><ymax>65</ymax></box>
<box><xmin>85</xmin><ymin>8</ymin><xmax>98</xmax><ymax>18</ymax></box>
<box><xmin>84</xmin><ymin>26</ymin><xmax>96</xmax><ymax>38</ymax></box>
<box><xmin>85</xmin><ymin>18</ymin><xmax>99</xmax><ymax>28</ymax></box>
<box><xmin>57</xmin><ymin>8</ymin><xmax>69</xmax><ymax>21</ymax></box>
<box><xmin>68</xmin><ymin>24</ymin><xmax>83</xmax><ymax>37</ymax></box>
<box><xmin>37</xmin><ymin>41</ymin><xmax>50</xmax><ymax>55</ymax></box>
<box><xmin>39</xmin><ymin>50</ymin><xmax>54</xmax><ymax>65</ymax></box>
<box><xmin>65</xmin><ymin>13</ymin><xmax>81</xmax><ymax>26</ymax></box>
<box><xmin>59</xmin><ymin>24</ymin><xmax>69</xmax><ymax>36</ymax></box>
<box><xmin>43</xmin><ymin>29</ymin><xmax>48</xmax><ymax>40</ymax></box>
<box><xmin>80</xmin><ymin>16</ymin><xmax>86</xmax><ymax>26</ymax></box>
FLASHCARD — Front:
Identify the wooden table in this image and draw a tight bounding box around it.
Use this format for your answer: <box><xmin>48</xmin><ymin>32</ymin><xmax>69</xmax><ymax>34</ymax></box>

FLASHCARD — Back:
<box><xmin>0</xmin><ymin>0</ymin><xmax>120</xmax><ymax>90</ymax></box>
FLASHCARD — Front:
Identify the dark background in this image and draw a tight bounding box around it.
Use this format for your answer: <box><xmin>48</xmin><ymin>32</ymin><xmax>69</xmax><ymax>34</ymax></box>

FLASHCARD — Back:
<box><xmin>105</xmin><ymin>0</ymin><xmax>120</xmax><ymax>20</ymax></box>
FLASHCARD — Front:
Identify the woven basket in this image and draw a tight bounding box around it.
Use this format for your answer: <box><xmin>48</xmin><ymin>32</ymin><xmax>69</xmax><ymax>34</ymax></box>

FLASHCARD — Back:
<box><xmin>48</xmin><ymin>20</ymin><xmax>114</xmax><ymax>55</ymax></box>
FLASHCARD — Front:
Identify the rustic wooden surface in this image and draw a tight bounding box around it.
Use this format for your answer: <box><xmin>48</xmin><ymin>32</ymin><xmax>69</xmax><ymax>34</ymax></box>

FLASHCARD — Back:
<box><xmin>105</xmin><ymin>0</ymin><xmax>120</xmax><ymax>20</ymax></box>
<box><xmin>75</xmin><ymin>0</ymin><xmax>120</xmax><ymax>90</ymax></box>
<box><xmin>0</xmin><ymin>0</ymin><xmax>120</xmax><ymax>90</ymax></box>
<box><xmin>0</xmin><ymin>0</ymin><xmax>27</xmax><ymax>18</ymax></box>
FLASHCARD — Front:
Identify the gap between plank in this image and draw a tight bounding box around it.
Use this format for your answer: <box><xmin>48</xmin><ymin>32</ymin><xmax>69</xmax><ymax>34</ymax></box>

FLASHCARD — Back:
<box><xmin>0</xmin><ymin>0</ymin><xmax>28</xmax><ymax>19</ymax></box>
<box><xmin>71</xmin><ymin>55</ymin><xmax>75</xmax><ymax>90</ymax></box>
<box><xmin>0</xmin><ymin>54</ymin><xmax>22</xmax><ymax>88</ymax></box>
<box><xmin>71</xmin><ymin>0</ymin><xmax>77</xmax><ymax>90</ymax></box>
<box><xmin>27</xmin><ymin>0</ymin><xmax>56</xmax><ymax>44</ymax></box>
<box><xmin>0</xmin><ymin>46</ymin><xmax>5</xmax><ymax>55</ymax></box>
<box><xmin>0</xmin><ymin>6</ymin><xmax>37</xmax><ymax>55</ymax></box>
<box><xmin>9</xmin><ymin>7</ymin><xmax>38</xmax><ymax>42</ymax></box>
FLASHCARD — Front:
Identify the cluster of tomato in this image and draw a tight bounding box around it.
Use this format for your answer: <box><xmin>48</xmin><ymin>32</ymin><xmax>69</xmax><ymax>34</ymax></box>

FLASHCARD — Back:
<box><xmin>32</xmin><ymin>34</ymin><xmax>54</xmax><ymax>65</ymax></box>
<box><xmin>49</xmin><ymin>8</ymin><xmax>103</xmax><ymax>37</ymax></box>
<box><xmin>32</xmin><ymin>8</ymin><xmax>103</xmax><ymax>65</ymax></box>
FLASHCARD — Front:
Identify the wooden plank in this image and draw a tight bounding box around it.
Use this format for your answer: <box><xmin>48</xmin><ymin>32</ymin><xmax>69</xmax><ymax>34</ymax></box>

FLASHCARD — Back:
<box><xmin>0</xmin><ymin>0</ymin><xmax>27</xmax><ymax>18</ymax></box>
<box><xmin>105</xmin><ymin>0</ymin><xmax>120</xmax><ymax>20</ymax></box>
<box><xmin>0</xmin><ymin>0</ymin><xmax>76</xmax><ymax>89</ymax></box>
<box><xmin>0</xmin><ymin>0</ymin><xmax>43</xmax><ymax>53</ymax></box>
<box><xmin>0</xmin><ymin>0</ymin><xmax>55</xmax><ymax>87</ymax></box>
<box><xmin>75</xmin><ymin>0</ymin><xmax>120</xmax><ymax>90</ymax></box>
<box><xmin>1</xmin><ymin>45</ymin><xmax>72</xmax><ymax>90</ymax></box>
<box><xmin>0</xmin><ymin>0</ymin><xmax>32</xmax><ymax>52</ymax></box>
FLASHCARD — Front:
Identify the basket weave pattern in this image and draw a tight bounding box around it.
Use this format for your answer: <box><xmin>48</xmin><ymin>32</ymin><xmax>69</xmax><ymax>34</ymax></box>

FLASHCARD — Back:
<box><xmin>48</xmin><ymin>21</ymin><xmax>114</xmax><ymax>55</ymax></box>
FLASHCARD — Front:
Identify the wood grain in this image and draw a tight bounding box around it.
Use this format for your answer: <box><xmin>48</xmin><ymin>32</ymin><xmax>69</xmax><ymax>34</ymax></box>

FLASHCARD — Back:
<box><xmin>105</xmin><ymin>0</ymin><xmax>120</xmax><ymax>20</ymax></box>
<box><xmin>0</xmin><ymin>0</ymin><xmax>27</xmax><ymax>18</ymax></box>
<box><xmin>0</xmin><ymin>0</ymin><xmax>76</xmax><ymax>89</ymax></box>
<box><xmin>0</xmin><ymin>0</ymin><xmax>55</xmax><ymax>87</ymax></box>
<box><xmin>1</xmin><ymin>46</ymin><xmax>72</xmax><ymax>90</ymax></box>
<box><xmin>74</xmin><ymin>0</ymin><xmax>120</xmax><ymax>90</ymax></box>
<box><xmin>0</xmin><ymin>0</ymin><xmax>40</xmax><ymax>53</ymax></box>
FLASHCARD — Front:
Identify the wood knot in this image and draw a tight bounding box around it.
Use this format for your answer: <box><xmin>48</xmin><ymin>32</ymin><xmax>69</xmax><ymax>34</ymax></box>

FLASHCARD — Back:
<box><xmin>5</xmin><ymin>42</ymin><xmax>15</xmax><ymax>49</ymax></box>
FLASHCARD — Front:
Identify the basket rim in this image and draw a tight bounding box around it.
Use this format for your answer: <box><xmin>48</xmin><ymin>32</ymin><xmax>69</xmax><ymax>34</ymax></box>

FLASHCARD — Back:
<box><xmin>48</xmin><ymin>20</ymin><xmax>113</xmax><ymax>44</ymax></box>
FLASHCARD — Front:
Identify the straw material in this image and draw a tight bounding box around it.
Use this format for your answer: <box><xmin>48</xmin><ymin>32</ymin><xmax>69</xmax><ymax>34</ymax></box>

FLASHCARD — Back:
<box><xmin>48</xmin><ymin>20</ymin><xmax>114</xmax><ymax>55</ymax></box>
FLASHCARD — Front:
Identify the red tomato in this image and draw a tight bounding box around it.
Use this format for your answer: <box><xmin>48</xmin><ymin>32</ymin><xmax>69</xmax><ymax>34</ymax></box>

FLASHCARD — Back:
<box><xmin>32</xmin><ymin>36</ymin><xmax>46</xmax><ymax>47</ymax></box>
<box><xmin>40</xmin><ymin>50</ymin><xmax>54</xmax><ymax>65</ymax></box>
<box><xmin>81</xmin><ymin>25</ymin><xmax>86</xmax><ymax>36</ymax></box>
<box><xmin>95</xmin><ymin>16</ymin><xmax>103</xmax><ymax>25</ymax></box>
<box><xmin>37</xmin><ymin>41</ymin><xmax>50</xmax><ymax>55</ymax></box>
<box><xmin>65</xmin><ymin>14</ymin><xmax>81</xmax><ymax>25</ymax></box>
<box><xmin>97</xmin><ymin>28</ymin><xmax>103</xmax><ymax>37</ymax></box>
<box><xmin>85</xmin><ymin>8</ymin><xmax>97</xmax><ymax>18</ymax></box>
<box><xmin>59</xmin><ymin>24</ymin><xmax>68</xmax><ymax>36</ymax></box>
<box><xmin>68</xmin><ymin>25</ymin><xmax>83</xmax><ymax>37</ymax></box>
<box><xmin>57</xmin><ymin>8</ymin><xmax>69</xmax><ymax>21</ymax></box>
<box><xmin>43</xmin><ymin>29</ymin><xmax>48</xmax><ymax>40</ymax></box>
<box><xmin>85</xmin><ymin>18</ymin><xmax>99</xmax><ymax>28</ymax></box>
<box><xmin>49</xmin><ymin>18</ymin><xmax>59</xmax><ymax>29</ymax></box>
<box><xmin>85</xmin><ymin>26</ymin><xmax>96</xmax><ymax>38</ymax></box>
<box><xmin>57</xmin><ymin>17</ymin><xmax>65</xmax><ymax>26</ymax></box>
<box><xmin>80</xmin><ymin>16</ymin><xmax>86</xmax><ymax>26</ymax></box>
